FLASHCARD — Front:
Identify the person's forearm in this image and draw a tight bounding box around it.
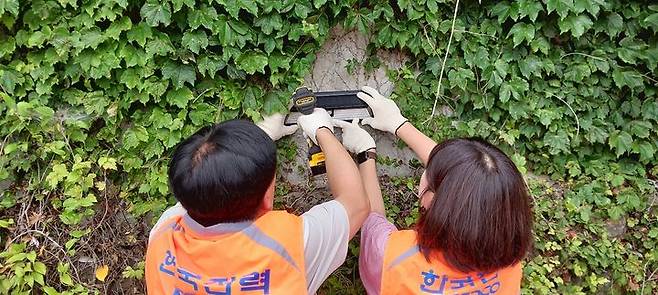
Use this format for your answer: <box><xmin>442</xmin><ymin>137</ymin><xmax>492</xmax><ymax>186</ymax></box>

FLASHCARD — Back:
<box><xmin>316</xmin><ymin>128</ymin><xmax>370</xmax><ymax>236</ymax></box>
<box><xmin>358</xmin><ymin>155</ymin><xmax>385</xmax><ymax>215</ymax></box>
<box><xmin>396</xmin><ymin>122</ymin><xmax>437</xmax><ymax>166</ymax></box>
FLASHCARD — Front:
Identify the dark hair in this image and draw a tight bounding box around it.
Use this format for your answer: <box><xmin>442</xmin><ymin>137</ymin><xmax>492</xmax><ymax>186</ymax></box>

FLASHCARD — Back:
<box><xmin>168</xmin><ymin>119</ymin><xmax>276</xmax><ymax>226</ymax></box>
<box><xmin>417</xmin><ymin>138</ymin><xmax>533</xmax><ymax>273</ymax></box>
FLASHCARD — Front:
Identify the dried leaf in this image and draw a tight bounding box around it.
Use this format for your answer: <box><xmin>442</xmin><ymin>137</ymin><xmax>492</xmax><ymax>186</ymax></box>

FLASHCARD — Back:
<box><xmin>95</xmin><ymin>265</ymin><xmax>109</xmax><ymax>282</ymax></box>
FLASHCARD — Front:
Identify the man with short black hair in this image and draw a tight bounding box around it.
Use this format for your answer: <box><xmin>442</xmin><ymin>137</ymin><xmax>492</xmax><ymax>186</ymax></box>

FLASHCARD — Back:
<box><xmin>145</xmin><ymin>111</ymin><xmax>369</xmax><ymax>294</ymax></box>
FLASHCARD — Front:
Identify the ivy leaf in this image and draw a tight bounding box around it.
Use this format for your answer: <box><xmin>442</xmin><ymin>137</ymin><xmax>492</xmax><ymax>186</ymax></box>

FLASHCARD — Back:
<box><xmin>221</xmin><ymin>0</ymin><xmax>240</xmax><ymax>19</ymax></box>
<box><xmin>585</xmin><ymin>126</ymin><xmax>608</xmax><ymax>144</ymax></box>
<box><xmin>617</xmin><ymin>38</ymin><xmax>649</xmax><ymax>65</ymax></box>
<box><xmin>642</xmin><ymin>100</ymin><xmax>658</xmax><ymax>120</ymax></box>
<box><xmin>188</xmin><ymin>5</ymin><xmax>217</xmax><ymax>31</ymax></box>
<box><xmin>146</xmin><ymin>32</ymin><xmax>174</xmax><ymax>56</ymax></box>
<box><xmin>345</xmin><ymin>9</ymin><xmax>373</xmax><ymax>34</ymax></box>
<box><xmin>544</xmin><ymin>130</ymin><xmax>570</xmax><ymax>155</ymax></box>
<box><xmin>564</xmin><ymin>63</ymin><xmax>591</xmax><ymax>81</ymax></box>
<box><xmin>518</xmin><ymin>0</ymin><xmax>543</xmax><ymax>22</ymax></box>
<box><xmin>98</xmin><ymin>157</ymin><xmax>117</xmax><ymax>170</ymax></box>
<box><xmin>448</xmin><ymin>68</ymin><xmax>475</xmax><ymax>91</ymax></box>
<box><xmin>267</xmin><ymin>53</ymin><xmax>290</xmax><ymax>72</ymax></box>
<box><xmin>261</xmin><ymin>35</ymin><xmax>276</xmax><ymax>54</ymax></box>
<box><xmin>229</xmin><ymin>20</ymin><xmax>249</xmax><ymax>35</ymax></box>
<box><xmin>220</xmin><ymin>82</ymin><xmax>243</xmax><ymax>110</ymax></box>
<box><xmin>644</xmin><ymin>13</ymin><xmax>658</xmax><ymax>31</ymax></box>
<box><xmin>617</xmin><ymin>189</ymin><xmax>641</xmax><ymax>210</ymax></box>
<box><xmin>425</xmin><ymin>57</ymin><xmax>442</xmax><ymax>76</ymax></box>
<box><xmin>46</xmin><ymin>164</ymin><xmax>68</xmax><ymax>189</ymax></box>
<box><xmin>530</xmin><ymin>36</ymin><xmax>550</xmax><ymax>54</ymax></box>
<box><xmin>508</xmin><ymin>101</ymin><xmax>530</xmax><ymax>119</ymax></box>
<box><xmin>499</xmin><ymin>83</ymin><xmax>512</xmax><ymax>103</ymax></box>
<box><xmin>242</xmin><ymin>85</ymin><xmax>262</xmax><ymax>113</ymax></box>
<box><xmin>313</xmin><ymin>0</ymin><xmax>328</xmax><ymax>9</ymax></box>
<box><xmin>236</xmin><ymin>52</ymin><xmax>268</xmax><ymax>74</ymax></box>
<box><xmin>508</xmin><ymin>76</ymin><xmax>530</xmax><ymax>100</ymax></box>
<box><xmin>254</xmin><ymin>14</ymin><xmax>284</xmax><ymax>35</ymax></box>
<box><xmin>215</xmin><ymin>16</ymin><xmax>236</xmax><ymax>46</ymax></box>
<box><xmin>545</xmin><ymin>0</ymin><xmax>574</xmax><ymax>19</ymax></box>
<box><xmin>166</xmin><ymin>86</ymin><xmax>194</xmax><ymax>108</ymax></box>
<box><xmin>0</xmin><ymin>68</ymin><xmax>23</xmax><ymax>94</ymax></box>
<box><xmin>573</xmin><ymin>0</ymin><xmax>600</xmax><ymax>16</ymax></box>
<box><xmin>120</xmin><ymin>44</ymin><xmax>150</xmax><ymax>67</ymax></box>
<box><xmin>181</xmin><ymin>31</ymin><xmax>208</xmax><ymax>54</ymax></box>
<box><xmin>126</xmin><ymin>22</ymin><xmax>153</xmax><ymax>47</ymax></box>
<box><xmin>0</xmin><ymin>0</ymin><xmax>19</xmax><ymax>16</ymax></box>
<box><xmin>106</xmin><ymin>17</ymin><xmax>133</xmax><ymax>41</ymax></box>
<box><xmin>490</xmin><ymin>2</ymin><xmax>511</xmax><ymax>23</ymax></box>
<box><xmin>559</xmin><ymin>14</ymin><xmax>593</xmax><ymax>38</ymax></box>
<box><xmin>608</xmin><ymin>130</ymin><xmax>633</xmax><ymax>157</ymax></box>
<box><xmin>630</xmin><ymin>121</ymin><xmax>652</xmax><ymax>138</ymax></box>
<box><xmin>519</xmin><ymin>55</ymin><xmax>543</xmax><ymax>78</ymax></box>
<box><xmin>197</xmin><ymin>55</ymin><xmax>226</xmax><ymax>79</ymax></box>
<box><xmin>79</xmin><ymin>28</ymin><xmax>104</xmax><ymax>49</ymax></box>
<box><xmin>120</xmin><ymin>68</ymin><xmax>141</xmax><ymax>89</ymax></box>
<box><xmin>507</xmin><ymin>23</ymin><xmax>535</xmax><ymax>47</ymax></box>
<box><xmin>240</xmin><ymin>0</ymin><xmax>259</xmax><ymax>16</ymax></box>
<box><xmin>632</xmin><ymin>141</ymin><xmax>655</xmax><ymax>163</ymax></box>
<box><xmin>123</xmin><ymin>126</ymin><xmax>150</xmax><ymax>150</ymax></box>
<box><xmin>217</xmin><ymin>0</ymin><xmax>257</xmax><ymax>18</ymax></box>
<box><xmin>161</xmin><ymin>61</ymin><xmax>196</xmax><ymax>89</ymax></box>
<box><xmin>170</xmin><ymin>0</ymin><xmax>195</xmax><ymax>12</ymax></box>
<box><xmin>189</xmin><ymin>103</ymin><xmax>217</xmax><ymax>126</ymax></box>
<box><xmin>140</xmin><ymin>1</ymin><xmax>172</xmax><ymax>27</ymax></box>
<box><xmin>536</xmin><ymin>109</ymin><xmax>560</xmax><ymax>126</ymax></box>
<box><xmin>645</xmin><ymin>46</ymin><xmax>658</xmax><ymax>70</ymax></box>
<box><xmin>294</xmin><ymin>2</ymin><xmax>312</xmax><ymax>19</ymax></box>
<box><xmin>263</xmin><ymin>91</ymin><xmax>287</xmax><ymax>114</ymax></box>
<box><xmin>612</xmin><ymin>69</ymin><xmax>643</xmax><ymax>89</ymax></box>
<box><xmin>0</xmin><ymin>36</ymin><xmax>14</xmax><ymax>59</ymax></box>
<box><xmin>605</xmin><ymin>12</ymin><xmax>623</xmax><ymax>38</ymax></box>
<box><xmin>33</xmin><ymin>261</ymin><xmax>46</xmax><ymax>275</ymax></box>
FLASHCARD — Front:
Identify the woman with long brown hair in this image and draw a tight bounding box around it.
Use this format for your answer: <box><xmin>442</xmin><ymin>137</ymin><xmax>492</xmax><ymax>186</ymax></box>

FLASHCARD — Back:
<box><xmin>333</xmin><ymin>86</ymin><xmax>533</xmax><ymax>294</ymax></box>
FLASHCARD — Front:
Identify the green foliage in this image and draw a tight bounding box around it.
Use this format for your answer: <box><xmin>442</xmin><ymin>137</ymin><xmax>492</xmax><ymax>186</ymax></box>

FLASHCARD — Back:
<box><xmin>386</xmin><ymin>1</ymin><xmax>658</xmax><ymax>293</ymax></box>
<box><xmin>0</xmin><ymin>244</ymin><xmax>47</xmax><ymax>293</ymax></box>
<box><xmin>122</xmin><ymin>261</ymin><xmax>145</xmax><ymax>280</ymax></box>
<box><xmin>1</xmin><ymin>0</ymin><xmax>657</xmax><ymax>293</ymax></box>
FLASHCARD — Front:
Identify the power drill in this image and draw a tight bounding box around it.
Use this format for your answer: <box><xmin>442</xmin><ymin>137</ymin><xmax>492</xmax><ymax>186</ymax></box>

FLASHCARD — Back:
<box><xmin>292</xmin><ymin>87</ymin><xmax>326</xmax><ymax>176</ymax></box>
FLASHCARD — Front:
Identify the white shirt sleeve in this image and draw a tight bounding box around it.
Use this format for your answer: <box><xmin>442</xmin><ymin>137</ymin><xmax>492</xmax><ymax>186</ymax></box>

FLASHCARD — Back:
<box><xmin>301</xmin><ymin>200</ymin><xmax>350</xmax><ymax>295</ymax></box>
<box><xmin>148</xmin><ymin>202</ymin><xmax>187</xmax><ymax>242</ymax></box>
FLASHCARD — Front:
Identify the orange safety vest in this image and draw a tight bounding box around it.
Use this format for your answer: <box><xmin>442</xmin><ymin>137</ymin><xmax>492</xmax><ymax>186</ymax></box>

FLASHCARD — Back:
<box><xmin>145</xmin><ymin>210</ymin><xmax>307</xmax><ymax>295</ymax></box>
<box><xmin>381</xmin><ymin>230</ymin><xmax>521</xmax><ymax>295</ymax></box>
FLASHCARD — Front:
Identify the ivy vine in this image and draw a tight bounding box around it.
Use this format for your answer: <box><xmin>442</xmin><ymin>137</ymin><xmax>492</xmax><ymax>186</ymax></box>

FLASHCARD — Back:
<box><xmin>0</xmin><ymin>0</ymin><xmax>657</xmax><ymax>293</ymax></box>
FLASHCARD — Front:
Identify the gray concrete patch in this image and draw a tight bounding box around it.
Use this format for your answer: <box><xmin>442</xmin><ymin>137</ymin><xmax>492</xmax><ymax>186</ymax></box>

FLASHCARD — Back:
<box><xmin>305</xmin><ymin>26</ymin><xmax>406</xmax><ymax>95</ymax></box>
<box><xmin>605</xmin><ymin>218</ymin><xmax>627</xmax><ymax>238</ymax></box>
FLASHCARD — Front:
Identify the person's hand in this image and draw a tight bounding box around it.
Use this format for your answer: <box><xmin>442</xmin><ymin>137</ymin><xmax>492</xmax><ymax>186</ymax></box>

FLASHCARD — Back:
<box><xmin>256</xmin><ymin>113</ymin><xmax>298</xmax><ymax>141</ymax></box>
<box><xmin>297</xmin><ymin>108</ymin><xmax>334</xmax><ymax>144</ymax></box>
<box><xmin>333</xmin><ymin>119</ymin><xmax>376</xmax><ymax>154</ymax></box>
<box><xmin>358</xmin><ymin>86</ymin><xmax>408</xmax><ymax>135</ymax></box>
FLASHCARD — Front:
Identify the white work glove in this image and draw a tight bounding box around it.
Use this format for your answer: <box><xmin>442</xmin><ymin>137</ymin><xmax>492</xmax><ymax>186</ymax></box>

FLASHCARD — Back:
<box><xmin>358</xmin><ymin>86</ymin><xmax>408</xmax><ymax>135</ymax></box>
<box><xmin>333</xmin><ymin>119</ymin><xmax>376</xmax><ymax>154</ymax></box>
<box><xmin>297</xmin><ymin>108</ymin><xmax>334</xmax><ymax>145</ymax></box>
<box><xmin>256</xmin><ymin>113</ymin><xmax>298</xmax><ymax>141</ymax></box>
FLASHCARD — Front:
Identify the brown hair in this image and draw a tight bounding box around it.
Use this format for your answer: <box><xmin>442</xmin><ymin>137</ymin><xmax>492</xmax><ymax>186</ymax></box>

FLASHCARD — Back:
<box><xmin>416</xmin><ymin>138</ymin><xmax>533</xmax><ymax>273</ymax></box>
